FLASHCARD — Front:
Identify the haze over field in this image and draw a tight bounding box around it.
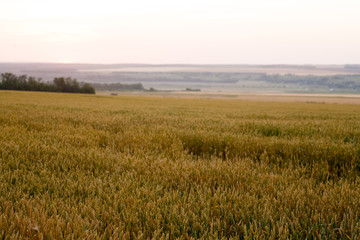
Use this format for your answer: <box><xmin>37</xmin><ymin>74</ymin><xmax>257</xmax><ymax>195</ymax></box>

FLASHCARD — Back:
<box><xmin>1</xmin><ymin>0</ymin><xmax>360</xmax><ymax>64</ymax></box>
<box><xmin>1</xmin><ymin>63</ymin><xmax>360</xmax><ymax>93</ymax></box>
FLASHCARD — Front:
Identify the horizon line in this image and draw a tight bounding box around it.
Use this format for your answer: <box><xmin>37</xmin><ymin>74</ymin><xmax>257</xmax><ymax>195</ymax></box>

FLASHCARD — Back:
<box><xmin>0</xmin><ymin>62</ymin><xmax>359</xmax><ymax>66</ymax></box>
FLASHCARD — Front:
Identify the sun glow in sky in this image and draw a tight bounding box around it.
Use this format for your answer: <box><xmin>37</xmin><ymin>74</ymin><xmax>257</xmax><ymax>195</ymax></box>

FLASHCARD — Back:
<box><xmin>1</xmin><ymin>0</ymin><xmax>360</xmax><ymax>64</ymax></box>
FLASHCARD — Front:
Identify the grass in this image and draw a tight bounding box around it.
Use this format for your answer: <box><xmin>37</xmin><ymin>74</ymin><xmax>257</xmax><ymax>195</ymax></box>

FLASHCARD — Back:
<box><xmin>1</xmin><ymin>90</ymin><xmax>360</xmax><ymax>239</ymax></box>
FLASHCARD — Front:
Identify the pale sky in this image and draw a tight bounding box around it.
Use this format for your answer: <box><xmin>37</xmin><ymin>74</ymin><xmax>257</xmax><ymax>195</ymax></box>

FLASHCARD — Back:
<box><xmin>0</xmin><ymin>0</ymin><xmax>359</xmax><ymax>64</ymax></box>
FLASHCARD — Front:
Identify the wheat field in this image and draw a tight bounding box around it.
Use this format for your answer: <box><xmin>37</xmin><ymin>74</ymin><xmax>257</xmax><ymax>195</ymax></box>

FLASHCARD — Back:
<box><xmin>1</xmin><ymin>91</ymin><xmax>360</xmax><ymax>239</ymax></box>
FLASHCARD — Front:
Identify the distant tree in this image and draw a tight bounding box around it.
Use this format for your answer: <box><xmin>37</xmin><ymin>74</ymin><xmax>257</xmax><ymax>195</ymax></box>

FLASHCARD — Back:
<box><xmin>53</xmin><ymin>77</ymin><xmax>81</xmax><ymax>93</ymax></box>
<box><xmin>81</xmin><ymin>83</ymin><xmax>95</xmax><ymax>94</ymax></box>
<box><xmin>1</xmin><ymin>73</ymin><xmax>19</xmax><ymax>90</ymax></box>
<box><xmin>53</xmin><ymin>77</ymin><xmax>66</xmax><ymax>92</ymax></box>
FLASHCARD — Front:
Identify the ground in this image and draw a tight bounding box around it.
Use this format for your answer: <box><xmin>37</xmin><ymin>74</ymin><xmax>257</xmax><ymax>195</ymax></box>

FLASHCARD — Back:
<box><xmin>1</xmin><ymin>90</ymin><xmax>360</xmax><ymax>239</ymax></box>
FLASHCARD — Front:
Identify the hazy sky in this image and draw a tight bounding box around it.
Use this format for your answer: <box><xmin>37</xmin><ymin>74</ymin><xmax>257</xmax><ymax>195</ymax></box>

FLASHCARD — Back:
<box><xmin>1</xmin><ymin>0</ymin><xmax>359</xmax><ymax>64</ymax></box>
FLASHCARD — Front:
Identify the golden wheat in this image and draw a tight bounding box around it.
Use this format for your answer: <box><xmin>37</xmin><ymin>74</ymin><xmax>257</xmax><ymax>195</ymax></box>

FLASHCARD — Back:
<box><xmin>0</xmin><ymin>90</ymin><xmax>360</xmax><ymax>239</ymax></box>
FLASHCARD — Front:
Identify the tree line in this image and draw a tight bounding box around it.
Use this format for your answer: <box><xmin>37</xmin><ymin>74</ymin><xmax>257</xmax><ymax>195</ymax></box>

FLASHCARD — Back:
<box><xmin>0</xmin><ymin>73</ymin><xmax>95</xmax><ymax>94</ymax></box>
<box><xmin>89</xmin><ymin>82</ymin><xmax>145</xmax><ymax>91</ymax></box>
<box><xmin>262</xmin><ymin>74</ymin><xmax>360</xmax><ymax>90</ymax></box>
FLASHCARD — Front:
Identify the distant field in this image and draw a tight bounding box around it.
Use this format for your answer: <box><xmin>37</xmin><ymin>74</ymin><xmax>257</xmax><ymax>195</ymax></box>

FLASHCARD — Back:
<box><xmin>1</xmin><ymin>91</ymin><xmax>360</xmax><ymax>239</ymax></box>
<box><xmin>98</xmin><ymin>90</ymin><xmax>360</xmax><ymax>105</ymax></box>
<box><xmin>2</xmin><ymin>63</ymin><xmax>360</xmax><ymax>93</ymax></box>
<box><xmin>78</xmin><ymin>66</ymin><xmax>360</xmax><ymax>76</ymax></box>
